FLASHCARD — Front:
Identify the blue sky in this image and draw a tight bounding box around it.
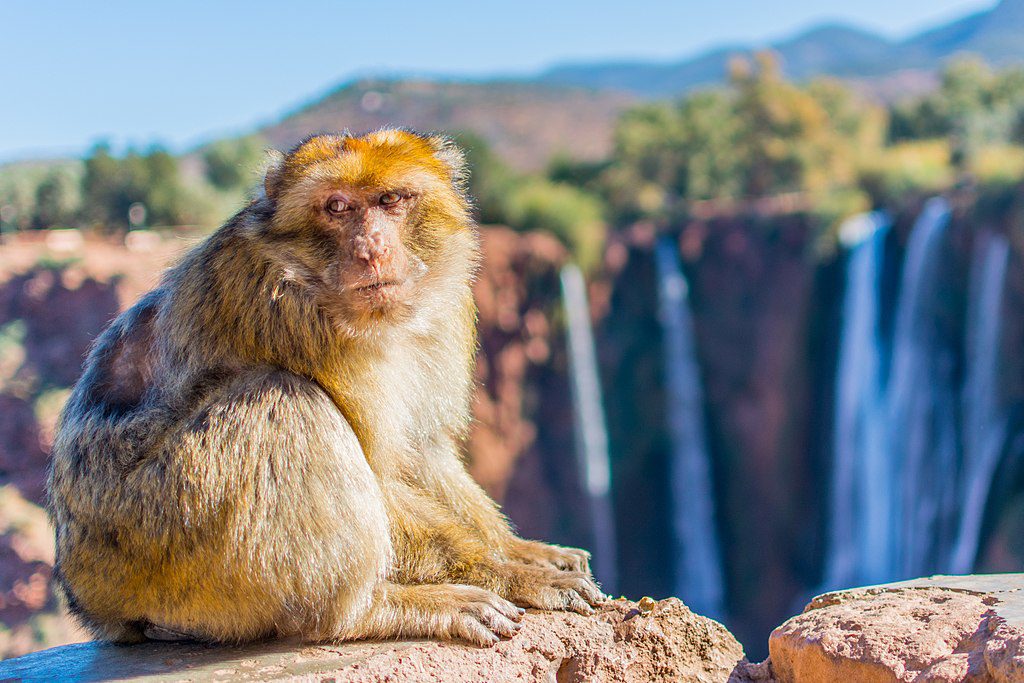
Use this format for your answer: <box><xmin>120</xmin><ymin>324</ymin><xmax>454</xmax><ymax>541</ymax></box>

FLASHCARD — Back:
<box><xmin>0</xmin><ymin>0</ymin><xmax>993</xmax><ymax>161</ymax></box>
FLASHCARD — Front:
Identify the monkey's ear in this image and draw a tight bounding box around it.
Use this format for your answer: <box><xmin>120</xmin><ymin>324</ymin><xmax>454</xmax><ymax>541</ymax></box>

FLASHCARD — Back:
<box><xmin>425</xmin><ymin>134</ymin><xmax>469</xmax><ymax>188</ymax></box>
<box><xmin>262</xmin><ymin>149</ymin><xmax>286</xmax><ymax>202</ymax></box>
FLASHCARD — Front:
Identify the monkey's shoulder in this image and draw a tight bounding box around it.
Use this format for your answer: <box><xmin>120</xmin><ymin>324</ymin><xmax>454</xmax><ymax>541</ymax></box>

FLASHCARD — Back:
<box><xmin>72</xmin><ymin>289</ymin><xmax>168</xmax><ymax>419</ymax></box>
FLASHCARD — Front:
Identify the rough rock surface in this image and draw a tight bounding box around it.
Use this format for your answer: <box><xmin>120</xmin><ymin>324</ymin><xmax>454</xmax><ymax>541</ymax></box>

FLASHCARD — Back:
<box><xmin>0</xmin><ymin>598</ymin><xmax>748</xmax><ymax>682</ymax></box>
<box><xmin>768</xmin><ymin>574</ymin><xmax>1024</xmax><ymax>682</ymax></box>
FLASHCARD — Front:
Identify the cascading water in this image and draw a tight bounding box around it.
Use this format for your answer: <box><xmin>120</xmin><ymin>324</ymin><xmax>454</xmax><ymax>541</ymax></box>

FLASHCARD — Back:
<box><xmin>560</xmin><ymin>263</ymin><xmax>618</xmax><ymax>592</ymax></box>
<box><xmin>824</xmin><ymin>211</ymin><xmax>892</xmax><ymax>590</ymax></box>
<box><xmin>826</xmin><ymin>197</ymin><xmax>1013</xmax><ymax>588</ymax></box>
<box><xmin>888</xmin><ymin>197</ymin><xmax>959</xmax><ymax>577</ymax></box>
<box><xmin>949</xmin><ymin>233</ymin><xmax>1010</xmax><ymax>574</ymax></box>
<box><xmin>654</xmin><ymin>237</ymin><xmax>725</xmax><ymax>619</ymax></box>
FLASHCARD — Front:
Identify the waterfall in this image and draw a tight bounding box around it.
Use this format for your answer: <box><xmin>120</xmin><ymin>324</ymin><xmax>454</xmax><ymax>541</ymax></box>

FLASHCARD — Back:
<box><xmin>654</xmin><ymin>237</ymin><xmax>725</xmax><ymax>619</ymax></box>
<box><xmin>560</xmin><ymin>264</ymin><xmax>618</xmax><ymax>591</ymax></box>
<box><xmin>889</xmin><ymin>197</ymin><xmax>959</xmax><ymax>577</ymax></box>
<box><xmin>824</xmin><ymin>211</ymin><xmax>892</xmax><ymax>590</ymax></box>
<box><xmin>949</xmin><ymin>233</ymin><xmax>1010</xmax><ymax>574</ymax></box>
<box><xmin>826</xmin><ymin>197</ymin><xmax>1013</xmax><ymax>588</ymax></box>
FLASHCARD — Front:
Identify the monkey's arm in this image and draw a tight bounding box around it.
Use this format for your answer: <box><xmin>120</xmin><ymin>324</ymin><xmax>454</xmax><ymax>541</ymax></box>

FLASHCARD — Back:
<box><xmin>379</xmin><ymin>472</ymin><xmax>604</xmax><ymax>615</ymax></box>
<box><xmin>419</xmin><ymin>436</ymin><xmax>591</xmax><ymax>571</ymax></box>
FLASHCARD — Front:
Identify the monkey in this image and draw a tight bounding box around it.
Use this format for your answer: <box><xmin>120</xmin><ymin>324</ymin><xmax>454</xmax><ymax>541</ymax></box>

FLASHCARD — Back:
<box><xmin>47</xmin><ymin>129</ymin><xmax>604</xmax><ymax>648</ymax></box>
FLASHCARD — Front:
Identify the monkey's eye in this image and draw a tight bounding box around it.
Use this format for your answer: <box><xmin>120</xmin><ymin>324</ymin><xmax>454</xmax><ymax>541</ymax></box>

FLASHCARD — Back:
<box><xmin>325</xmin><ymin>198</ymin><xmax>349</xmax><ymax>215</ymax></box>
<box><xmin>380</xmin><ymin>192</ymin><xmax>402</xmax><ymax>206</ymax></box>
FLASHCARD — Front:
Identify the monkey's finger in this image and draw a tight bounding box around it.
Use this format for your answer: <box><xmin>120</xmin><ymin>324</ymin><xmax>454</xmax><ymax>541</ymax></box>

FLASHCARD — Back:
<box><xmin>479</xmin><ymin>608</ymin><xmax>521</xmax><ymax>638</ymax></box>
<box><xmin>573</xmin><ymin>551</ymin><xmax>593</xmax><ymax>575</ymax></box>
<box><xmin>554</xmin><ymin>571</ymin><xmax>604</xmax><ymax>602</ymax></box>
<box><xmin>566</xmin><ymin>592</ymin><xmax>595</xmax><ymax>615</ymax></box>
<box><xmin>572</xmin><ymin>578</ymin><xmax>607</xmax><ymax>605</ymax></box>
<box><xmin>454</xmin><ymin>615</ymin><xmax>501</xmax><ymax>647</ymax></box>
<box><xmin>551</xmin><ymin>556</ymin><xmax>581</xmax><ymax>572</ymax></box>
<box><xmin>484</xmin><ymin>594</ymin><xmax>525</xmax><ymax>622</ymax></box>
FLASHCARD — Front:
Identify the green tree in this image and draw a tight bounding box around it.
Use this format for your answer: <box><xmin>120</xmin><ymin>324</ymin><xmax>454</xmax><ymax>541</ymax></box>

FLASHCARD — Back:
<box><xmin>202</xmin><ymin>135</ymin><xmax>267</xmax><ymax>191</ymax></box>
<box><xmin>731</xmin><ymin>52</ymin><xmax>844</xmax><ymax>197</ymax></box>
<box><xmin>502</xmin><ymin>178</ymin><xmax>607</xmax><ymax>269</ymax></box>
<box><xmin>888</xmin><ymin>58</ymin><xmax>1024</xmax><ymax>167</ymax></box>
<box><xmin>81</xmin><ymin>142</ymin><xmax>125</xmax><ymax>227</ymax></box>
<box><xmin>80</xmin><ymin>143</ymin><xmax>194</xmax><ymax>230</ymax></box>
<box><xmin>601</xmin><ymin>51</ymin><xmax>870</xmax><ymax>224</ymax></box>
<box><xmin>32</xmin><ymin>169</ymin><xmax>80</xmax><ymax>229</ymax></box>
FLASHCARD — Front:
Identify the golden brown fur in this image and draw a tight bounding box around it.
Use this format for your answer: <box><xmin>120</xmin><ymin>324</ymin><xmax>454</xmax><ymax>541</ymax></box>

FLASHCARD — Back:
<box><xmin>47</xmin><ymin>129</ymin><xmax>602</xmax><ymax>646</ymax></box>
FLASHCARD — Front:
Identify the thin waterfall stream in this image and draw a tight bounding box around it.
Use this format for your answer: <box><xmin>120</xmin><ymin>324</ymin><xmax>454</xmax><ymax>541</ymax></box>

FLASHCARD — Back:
<box><xmin>560</xmin><ymin>263</ymin><xmax>618</xmax><ymax>592</ymax></box>
<box><xmin>654</xmin><ymin>237</ymin><xmax>725</xmax><ymax>619</ymax></box>
<box><xmin>949</xmin><ymin>233</ymin><xmax>1010</xmax><ymax>574</ymax></box>
<box><xmin>824</xmin><ymin>211</ymin><xmax>892</xmax><ymax>590</ymax></box>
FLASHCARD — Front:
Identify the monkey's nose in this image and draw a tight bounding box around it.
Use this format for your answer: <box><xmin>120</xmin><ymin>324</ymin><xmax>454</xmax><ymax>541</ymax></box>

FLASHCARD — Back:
<box><xmin>354</xmin><ymin>232</ymin><xmax>391</xmax><ymax>263</ymax></box>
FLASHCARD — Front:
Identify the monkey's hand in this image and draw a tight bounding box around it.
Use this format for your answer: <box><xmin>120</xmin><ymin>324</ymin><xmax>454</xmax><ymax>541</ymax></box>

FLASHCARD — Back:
<box><xmin>496</xmin><ymin>563</ymin><xmax>606</xmax><ymax>615</ymax></box>
<box><xmin>426</xmin><ymin>584</ymin><xmax>526</xmax><ymax>647</ymax></box>
<box><xmin>350</xmin><ymin>583</ymin><xmax>525</xmax><ymax>648</ymax></box>
<box><xmin>504</xmin><ymin>538</ymin><xmax>593</xmax><ymax>575</ymax></box>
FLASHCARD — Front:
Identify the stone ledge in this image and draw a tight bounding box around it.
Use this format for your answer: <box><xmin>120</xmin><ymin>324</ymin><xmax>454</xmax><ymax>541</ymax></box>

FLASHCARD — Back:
<box><xmin>768</xmin><ymin>573</ymin><xmax>1024</xmax><ymax>683</ymax></box>
<box><xmin>0</xmin><ymin>598</ymin><xmax>748</xmax><ymax>682</ymax></box>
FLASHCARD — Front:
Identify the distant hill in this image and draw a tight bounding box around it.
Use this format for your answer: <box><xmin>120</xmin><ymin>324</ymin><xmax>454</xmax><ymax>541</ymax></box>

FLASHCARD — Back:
<box><xmin>257</xmin><ymin>1</ymin><xmax>1024</xmax><ymax>172</ymax></box>
<box><xmin>539</xmin><ymin>24</ymin><xmax>896</xmax><ymax>97</ymax></box>
<box><xmin>540</xmin><ymin>0</ymin><xmax>1024</xmax><ymax>97</ymax></box>
<box><xmin>259</xmin><ymin>80</ymin><xmax>635</xmax><ymax>172</ymax></box>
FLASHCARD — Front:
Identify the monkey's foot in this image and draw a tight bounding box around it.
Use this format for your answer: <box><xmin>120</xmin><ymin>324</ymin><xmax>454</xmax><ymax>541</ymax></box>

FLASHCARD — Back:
<box><xmin>505</xmin><ymin>539</ymin><xmax>592</xmax><ymax>574</ymax></box>
<box><xmin>349</xmin><ymin>583</ymin><xmax>524</xmax><ymax>648</ymax></box>
<box><xmin>497</xmin><ymin>563</ymin><xmax>606</xmax><ymax>615</ymax></box>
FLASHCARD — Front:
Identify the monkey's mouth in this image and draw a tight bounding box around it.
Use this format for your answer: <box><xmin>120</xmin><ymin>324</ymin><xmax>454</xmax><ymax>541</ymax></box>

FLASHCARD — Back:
<box><xmin>356</xmin><ymin>280</ymin><xmax>403</xmax><ymax>293</ymax></box>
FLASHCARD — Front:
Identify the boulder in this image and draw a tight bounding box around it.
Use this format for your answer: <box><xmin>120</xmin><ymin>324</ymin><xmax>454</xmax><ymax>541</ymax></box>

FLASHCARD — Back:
<box><xmin>0</xmin><ymin>597</ymin><xmax>749</xmax><ymax>682</ymax></box>
<box><xmin>768</xmin><ymin>574</ymin><xmax>1024</xmax><ymax>682</ymax></box>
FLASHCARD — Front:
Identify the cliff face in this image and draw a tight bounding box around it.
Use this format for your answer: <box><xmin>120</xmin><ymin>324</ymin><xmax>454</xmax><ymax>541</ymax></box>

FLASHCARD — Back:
<box><xmin>597</xmin><ymin>187</ymin><xmax>1024</xmax><ymax>656</ymax></box>
<box><xmin>598</xmin><ymin>217</ymin><xmax>825</xmax><ymax>651</ymax></box>
<box><xmin>469</xmin><ymin>229</ymin><xmax>590</xmax><ymax>547</ymax></box>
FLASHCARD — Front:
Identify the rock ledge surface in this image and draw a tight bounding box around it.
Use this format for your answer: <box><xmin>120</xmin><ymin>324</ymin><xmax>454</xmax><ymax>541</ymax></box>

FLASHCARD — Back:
<box><xmin>768</xmin><ymin>573</ymin><xmax>1024</xmax><ymax>682</ymax></box>
<box><xmin>0</xmin><ymin>597</ymin><xmax>747</xmax><ymax>682</ymax></box>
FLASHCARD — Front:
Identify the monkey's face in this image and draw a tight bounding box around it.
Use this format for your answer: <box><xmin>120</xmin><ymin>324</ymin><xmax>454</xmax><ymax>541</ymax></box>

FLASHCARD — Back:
<box><xmin>263</xmin><ymin>131</ymin><xmax>475</xmax><ymax>331</ymax></box>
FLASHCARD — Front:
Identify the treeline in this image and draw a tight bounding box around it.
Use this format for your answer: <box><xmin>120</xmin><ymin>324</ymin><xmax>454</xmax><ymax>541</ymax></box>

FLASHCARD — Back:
<box><xmin>555</xmin><ymin>54</ymin><xmax>1024</xmax><ymax>233</ymax></box>
<box><xmin>0</xmin><ymin>135</ymin><xmax>266</xmax><ymax>233</ymax></box>
<box><xmin>495</xmin><ymin>53</ymin><xmax>1024</xmax><ymax>259</ymax></box>
<box><xmin>4</xmin><ymin>53</ymin><xmax>1024</xmax><ymax>265</ymax></box>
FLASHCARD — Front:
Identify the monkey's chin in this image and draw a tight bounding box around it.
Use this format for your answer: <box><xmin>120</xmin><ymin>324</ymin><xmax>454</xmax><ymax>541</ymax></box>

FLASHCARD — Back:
<box><xmin>355</xmin><ymin>280</ymin><xmax>413</xmax><ymax>311</ymax></box>
<box><xmin>331</xmin><ymin>285</ymin><xmax>416</xmax><ymax>335</ymax></box>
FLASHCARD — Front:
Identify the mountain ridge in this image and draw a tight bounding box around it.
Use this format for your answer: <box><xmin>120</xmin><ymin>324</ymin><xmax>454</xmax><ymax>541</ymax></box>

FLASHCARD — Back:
<box><xmin>539</xmin><ymin>0</ymin><xmax>1022</xmax><ymax>96</ymax></box>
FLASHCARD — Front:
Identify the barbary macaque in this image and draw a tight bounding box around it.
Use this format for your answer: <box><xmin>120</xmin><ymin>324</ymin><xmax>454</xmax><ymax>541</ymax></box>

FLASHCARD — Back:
<box><xmin>48</xmin><ymin>129</ymin><xmax>604</xmax><ymax>646</ymax></box>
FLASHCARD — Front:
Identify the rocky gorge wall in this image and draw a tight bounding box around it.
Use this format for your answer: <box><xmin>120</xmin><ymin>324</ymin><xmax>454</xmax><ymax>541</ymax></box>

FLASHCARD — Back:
<box><xmin>594</xmin><ymin>183</ymin><xmax>1024</xmax><ymax>655</ymax></box>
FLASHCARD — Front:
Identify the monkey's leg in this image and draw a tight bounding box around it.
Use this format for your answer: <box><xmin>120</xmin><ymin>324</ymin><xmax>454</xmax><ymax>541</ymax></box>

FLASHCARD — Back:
<box><xmin>52</xmin><ymin>369</ymin><xmax>393</xmax><ymax>643</ymax></box>
<box><xmin>383</xmin><ymin>482</ymin><xmax>605</xmax><ymax>617</ymax></box>
<box><xmin>421</xmin><ymin>445</ymin><xmax>594</xmax><ymax>574</ymax></box>
<box><xmin>340</xmin><ymin>582</ymin><xmax>524</xmax><ymax>647</ymax></box>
